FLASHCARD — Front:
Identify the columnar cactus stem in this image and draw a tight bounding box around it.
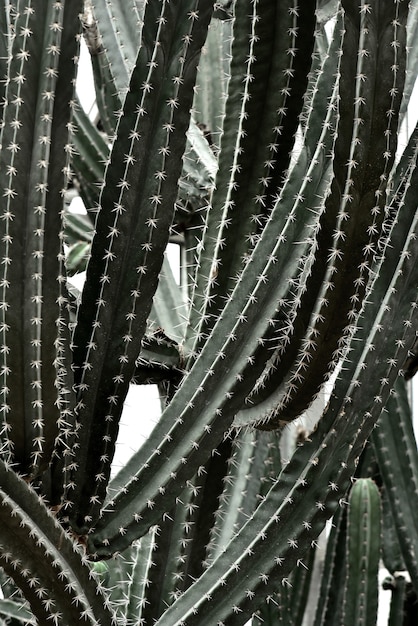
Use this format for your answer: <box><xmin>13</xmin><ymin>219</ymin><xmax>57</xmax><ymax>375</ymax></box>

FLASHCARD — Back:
<box><xmin>0</xmin><ymin>1</ymin><xmax>417</xmax><ymax>623</ymax></box>
<box><xmin>341</xmin><ymin>478</ymin><xmax>381</xmax><ymax>626</ymax></box>
<box><xmin>371</xmin><ymin>377</ymin><xmax>418</xmax><ymax>591</ymax></box>
<box><xmin>187</xmin><ymin>0</ymin><xmax>317</xmax><ymax>357</ymax></box>
<box><xmin>0</xmin><ymin>0</ymin><xmax>81</xmax><ymax>476</ymax></box>
<box><xmin>67</xmin><ymin>0</ymin><xmax>215</xmax><ymax>533</ymax></box>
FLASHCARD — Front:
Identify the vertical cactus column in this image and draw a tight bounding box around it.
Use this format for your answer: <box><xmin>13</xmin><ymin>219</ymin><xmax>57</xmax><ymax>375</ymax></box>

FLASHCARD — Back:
<box><xmin>67</xmin><ymin>0</ymin><xmax>215</xmax><ymax>533</ymax></box>
<box><xmin>0</xmin><ymin>0</ymin><xmax>82</xmax><ymax>477</ymax></box>
<box><xmin>341</xmin><ymin>479</ymin><xmax>381</xmax><ymax>626</ymax></box>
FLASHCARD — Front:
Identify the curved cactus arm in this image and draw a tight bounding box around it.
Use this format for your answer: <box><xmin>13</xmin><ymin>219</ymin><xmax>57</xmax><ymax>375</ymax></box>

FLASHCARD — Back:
<box><xmin>67</xmin><ymin>0</ymin><xmax>215</xmax><ymax>534</ymax></box>
<box><xmin>93</xmin><ymin>41</ymin><xmax>339</xmax><ymax>510</ymax></box>
<box><xmin>186</xmin><ymin>0</ymin><xmax>317</xmax><ymax>358</ymax></box>
<box><xmin>341</xmin><ymin>479</ymin><xmax>381</xmax><ymax>626</ymax></box>
<box><xmin>236</xmin><ymin>0</ymin><xmax>408</xmax><ymax>427</ymax></box>
<box><xmin>89</xmin><ymin>98</ymin><xmax>418</xmax><ymax>560</ymax></box>
<box><xmin>92</xmin><ymin>125</ymin><xmax>337</xmax><ymax>554</ymax></box>
<box><xmin>95</xmin><ymin>163</ymin><xmax>418</xmax><ymax>621</ymax></box>
<box><xmin>151</xmin><ymin>309</ymin><xmax>414</xmax><ymax>626</ymax></box>
<box><xmin>0</xmin><ymin>461</ymin><xmax>116</xmax><ymax>625</ymax></box>
<box><xmin>371</xmin><ymin>377</ymin><xmax>418</xmax><ymax>592</ymax></box>
<box><xmin>0</xmin><ymin>0</ymin><xmax>81</xmax><ymax>476</ymax></box>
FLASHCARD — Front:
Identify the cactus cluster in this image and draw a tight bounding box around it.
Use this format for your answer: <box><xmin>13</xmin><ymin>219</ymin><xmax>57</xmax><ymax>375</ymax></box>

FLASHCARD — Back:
<box><xmin>0</xmin><ymin>0</ymin><xmax>417</xmax><ymax>624</ymax></box>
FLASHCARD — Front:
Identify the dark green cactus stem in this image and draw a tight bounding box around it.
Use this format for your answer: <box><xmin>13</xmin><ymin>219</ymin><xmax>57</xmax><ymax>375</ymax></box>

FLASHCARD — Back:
<box><xmin>67</xmin><ymin>0</ymin><xmax>215</xmax><ymax>534</ymax></box>
<box><xmin>0</xmin><ymin>460</ymin><xmax>116</xmax><ymax>625</ymax></box>
<box><xmin>0</xmin><ymin>0</ymin><xmax>82</xmax><ymax>476</ymax></box>
<box><xmin>0</xmin><ymin>1</ymin><xmax>417</xmax><ymax>624</ymax></box>
<box><xmin>93</xmin><ymin>0</ymin><xmax>343</xmax><ymax>548</ymax></box>
<box><xmin>92</xmin><ymin>149</ymin><xmax>418</xmax><ymax>624</ymax></box>
<box><xmin>72</xmin><ymin>102</ymin><xmax>110</xmax><ymax>212</ymax></box>
<box><xmin>241</xmin><ymin>0</ymin><xmax>408</xmax><ymax>427</ymax></box>
<box><xmin>313</xmin><ymin>506</ymin><xmax>347</xmax><ymax>626</ymax></box>
<box><xmin>88</xmin><ymin>0</ymin><xmax>413</xmax><ymax>559</ymax></box>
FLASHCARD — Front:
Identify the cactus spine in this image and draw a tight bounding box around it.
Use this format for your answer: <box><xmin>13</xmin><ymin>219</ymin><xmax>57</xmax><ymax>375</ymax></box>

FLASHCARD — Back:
<box><xmin>0</xmin><ymin>1</ymin><xmax>417</xmax><ymax>625</ymax></box>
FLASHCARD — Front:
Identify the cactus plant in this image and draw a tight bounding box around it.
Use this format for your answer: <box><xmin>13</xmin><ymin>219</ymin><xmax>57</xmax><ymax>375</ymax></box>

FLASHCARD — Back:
<box><xmin>0</xmin><ymin>0</ymin><xmax>418</xmax><ymax>624</ymax></box>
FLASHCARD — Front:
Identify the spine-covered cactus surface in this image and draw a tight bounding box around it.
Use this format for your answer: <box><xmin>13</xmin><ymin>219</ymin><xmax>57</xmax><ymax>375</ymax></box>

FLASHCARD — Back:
<box><xmin>0</xmin><ymin>0</ymin><xmax>416</xmax><ymax>625</ymax></box>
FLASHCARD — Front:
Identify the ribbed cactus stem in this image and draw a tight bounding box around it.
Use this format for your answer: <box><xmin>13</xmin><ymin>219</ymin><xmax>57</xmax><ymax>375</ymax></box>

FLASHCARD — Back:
<box><xmin>0</xmin><ymin>0</ymin><xmax>81</xmax><ymax>476</ymax></box>
<box><xmin>0</xmin><ymin>459</ymin><xmax>116</xmax><ymax>625</ymax></box>
<box><xmin>341</xmin><ymin>478</ymin><xmax>381</xmax><ymax>626</ymax></box>
<box><xmin>66</xmin><ymin>0</ymin><xmax>215</xmax><ymax>533</ymax></box>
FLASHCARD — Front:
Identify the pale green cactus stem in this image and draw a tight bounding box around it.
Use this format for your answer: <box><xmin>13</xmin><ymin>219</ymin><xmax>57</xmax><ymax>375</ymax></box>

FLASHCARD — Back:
<box><xmin>88</xmin><ymin>0</ymin><xmax>144</xmax><ymax>98</ymax></box>
<box><xmin>191</xmin><ymin>10</ymin><xmax>231</xmax><ymax>151</ymax></box>
<box><xmin>72</xmin><ymin>102</ymin><xmax>110</xmax><ymax>213</ymax></box>
<box><xmin>341</xmin><ymin>478</ymin><xmax>381</xmax><ymax>626</ymax></box>
<box><xmin>236</xmin><ymin>0</ymin><xmax>408</xmax><ymax>427</ymax></box>
<box><xmin>0</xmin><ymin>0</ymin><xmax>81</xmax><ymax>476</ymax></box>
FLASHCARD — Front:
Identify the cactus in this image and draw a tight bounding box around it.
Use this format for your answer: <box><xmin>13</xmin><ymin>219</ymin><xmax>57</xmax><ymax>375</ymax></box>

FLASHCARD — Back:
<box><xmin>341</xmin><ymin>478</ymin><xmax>381</xmax><ymax>626</ymax></box>
<box><xmin>0</xmin><ymin>0</ymin><xmax>417</xmax><ymax>624</ymax></box>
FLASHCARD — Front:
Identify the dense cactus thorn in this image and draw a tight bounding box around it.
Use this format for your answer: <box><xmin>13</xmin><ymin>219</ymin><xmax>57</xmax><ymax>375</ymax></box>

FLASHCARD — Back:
<box><xmin>0</xmin><ymin>459</ymin><xmax>116</xmax><ymax>624</ymax></box>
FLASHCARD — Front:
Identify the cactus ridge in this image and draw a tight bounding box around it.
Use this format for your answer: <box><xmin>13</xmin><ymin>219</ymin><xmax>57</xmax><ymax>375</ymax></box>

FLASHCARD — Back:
<box><xmin>0</xmin><ymin>1</ymin><xmax>417</xmax><ymax>623</ymax></box>
<box><xmin>90</xmin><ymin>0</ymin><xmax>416</xmax><ymax>554</ymax></box>
<box><xmin>65</xmin><ymin>0</ymin><xmax>215</xmax><ymax>533</ymax></box>
<box><xmin>0</xmin><ymin>460</ymin><xmax>116</xmax><ymax>625</ymax></box>
<box><xmin>0</xmin><ymin>0</ymin><xmax>81</xmax><ymax>476</ymax></box>
<box><xmin>187</xmin><ymin>0</ymin><xmax>317</xmax><ymax>358</ymax></box>
<box><xmin>238</xmin><ymin>0</ymin><xmax>408</xmax><ymax>427</ymax></box>
<box><xmin>341</xmin><ymin>478</ymin><xmax>381</xmax><ymax>626</ymax></box>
